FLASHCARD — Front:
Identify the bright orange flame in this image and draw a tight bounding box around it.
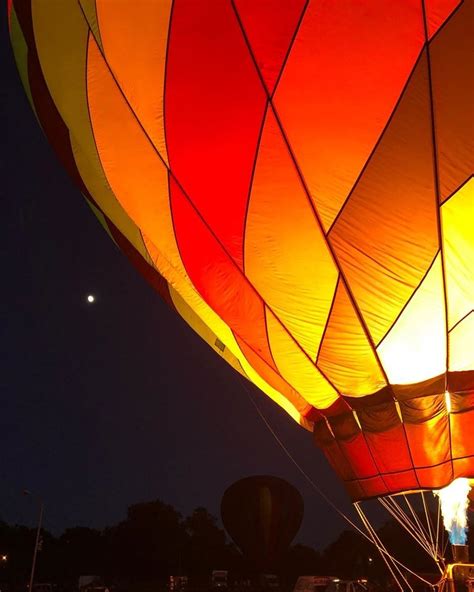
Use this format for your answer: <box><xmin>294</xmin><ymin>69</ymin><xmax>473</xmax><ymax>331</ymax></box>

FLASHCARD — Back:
<box><xmin>434</xmin><ymin>478</ymin><xmax>472</xmax><ymax>545</ymax></box>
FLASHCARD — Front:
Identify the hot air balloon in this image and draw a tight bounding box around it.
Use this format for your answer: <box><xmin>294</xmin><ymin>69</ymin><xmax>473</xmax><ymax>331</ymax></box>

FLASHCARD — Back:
<box><xmin>221</xmin><ymin>476</ymin><xmax>303</xmax><ymax>572</ymax></box>
<box><xmin>8</xmin><ymin>0</ymin><xmax>474</xmax><ymax>583</ymax></box>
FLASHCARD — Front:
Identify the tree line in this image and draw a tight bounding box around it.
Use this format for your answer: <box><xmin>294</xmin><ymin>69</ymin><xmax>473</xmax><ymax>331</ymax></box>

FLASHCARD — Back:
<box><xmin>1</xmin><ymin>498</ymin><xmax>471</xmax><ymax>590</ymax></box>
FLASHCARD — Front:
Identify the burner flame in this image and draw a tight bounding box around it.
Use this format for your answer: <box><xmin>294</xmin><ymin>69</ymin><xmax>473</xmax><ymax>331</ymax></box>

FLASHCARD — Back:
<box><xmin>435</xmin><ymin>478</ymin><xmax>472</xmax><ymax>545</ymax></box>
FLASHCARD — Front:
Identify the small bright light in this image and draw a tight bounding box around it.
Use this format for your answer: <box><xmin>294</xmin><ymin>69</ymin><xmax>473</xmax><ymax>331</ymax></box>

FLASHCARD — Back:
<box><xmin>87</xmin><ymin>295</ymin><xmax>95</xmax><ymax>303</ymax></box>
<box><xmin>445</xmin><ymin>391</ymin><xmax>452</xmax><ymax>414</ymax></box>
<box><xmin>1</xmin><ymin>555</ymin><xmax>7</xmax><ymax>561</ymax></box>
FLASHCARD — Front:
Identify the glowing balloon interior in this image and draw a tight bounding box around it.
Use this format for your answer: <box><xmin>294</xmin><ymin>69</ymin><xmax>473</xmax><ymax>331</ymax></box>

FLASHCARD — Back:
<box><xmin>8</xmin><ymin>0</ymin><xmax>473</xmax><ymax>503</ymax></box>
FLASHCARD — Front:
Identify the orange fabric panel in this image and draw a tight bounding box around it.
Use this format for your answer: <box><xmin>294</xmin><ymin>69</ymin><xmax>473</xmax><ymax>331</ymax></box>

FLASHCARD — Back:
<box><xmin>404</xmin><ymin>414</ymin><xmax>450</xmax><ymax>469</ymax></box>
<box><xmin>244</xmin><ymin>108</ymin><xmax>338</xmax><ymax>361</ymax></box>
<box><xmin>430</xmin><ymin>0</ymin><xmax>474</xmax><ymax>202</ymax></box>
<box><xmin>265</xmin><ymin>307</ymin><xmax>338</xmax><ymax>409</ymax></box>
<box><xmin>96</xmin><ymin>0</ymin><xmax>172</xmax><ymax>164</ymax></box>
<box><xmin>317</xmin><ymin>280</ymin><xmax>386</xmax><ymax>396</ymax></box>
<box><xmin>451</xmin><ymin>409</ymin><xmax>474</xmax><ymax>460</ymax></box>
<box><xmin>274</xmin><ymin>0</ymin><xmax>425</xmax><ymax>229</ymax></box>
<box><xmin>234</xmin><ymin>335</ymin><xmax>311</xmax><ymax>415</ymax></box>
<box><xmin>453</xmin><ymin>457</ymin><xmax>474</xmax><ymax>480</ymax></box>
<box><xmin>416</xmin><ymin>463</ymin><xmax>453</xmax><ymax>489</ymax></box>
<box><xmin>329</xmin><ymin>50</ymin><xmax>439</xmax><ymax>345</ymax></box>
<box><xmin>87</xmin><ymin>36</ymin><xmax>170</xmax><ymax>245</ymax></box>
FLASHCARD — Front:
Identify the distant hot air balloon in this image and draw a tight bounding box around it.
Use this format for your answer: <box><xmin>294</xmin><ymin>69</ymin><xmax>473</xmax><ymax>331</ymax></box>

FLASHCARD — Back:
<box><xmin>8</xmin><ymin>0</ymin><xmax>474</xmax><ymax>574</ymax></box>
<box><xmin>221</xmin><ymin>476</ymin><xmax>303</xmax><ymax>571</ymax></box>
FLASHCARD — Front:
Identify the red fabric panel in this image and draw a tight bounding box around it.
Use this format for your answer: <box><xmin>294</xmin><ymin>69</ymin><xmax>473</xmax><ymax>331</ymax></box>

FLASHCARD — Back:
<box><xmin>382</xmin><ymin>470</ymin><xmax>419</xmax><ymax>494</ymax></box>
<box><xmin>170</xmin><ymin>177</ymin><xmax>276</xmax><ymax>370</ymax></box>
<box><xmin>345</xmin><ymin>481</ymin><xmax>366</xmax><ymax>501</ymax></box>
<box><xmin>364</xmin><ymin>425</ymin><xmax>414</xmax><ymax>475</ymax></box>
<box><xmin>233</xmin><ymin>0</ymin><xmax>307</xmax><ymax>94</ymax></box>
<box><xmin>425</xmin><ymin>0</ymin><xmax>462</xmax><ymax>38</ymax></box>
<box><xmin>320</xmin><ymin>440</ymin><xmax>358</xmax><ymax>483</ymax></box>
<box><xmin>358</xmin><ymin>476</ymin><xmax>389</xmax><ymax>498</ymax></box>
<box><xmin>165</xmin><ymin>0</ymin><xmax>267</xmax><ymax>268</ymax></box>
<box><xmin>338</xmin><ymin>433</ymin><xmax>379</xmax><ymax>480</ymax></box>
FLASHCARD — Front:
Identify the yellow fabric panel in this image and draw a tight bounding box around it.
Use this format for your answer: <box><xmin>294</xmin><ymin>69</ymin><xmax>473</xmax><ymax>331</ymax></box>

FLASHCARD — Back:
<box><xmin>32</xmin><ymin>0</ymin><xmax>93</xmax><ymax>165</ymax></box>
<box><xmin>244</xmin><ymin>109</ymin><xmax>338</xmax><ymax>360</ymax></box>
<box><xmin>70</xmin><ymin>135</ymin><xmax>153</xmax><ymax>265</ymax></box>
<box><xmin>85</xmin><ymin>35</ymin><xmax>308</xmax><ymax>426</ymax></box>
<box><xmin>449</xmin><ymin>313</ymin><xmax>474</xmax><ymax>372</ymax></box>
<box><xmin>377</xmin><ymin>254</ymin><xmax>446</xmax><ymax>384</ymax></box>
<box><xmin>265</xmin><ymin>307</ymin><xmax>338</xmax><ymax>409</ymax></box>
<box><xmin>78</xmin><ymin>0</ymin><xmax>104</xmax><ymax>51</ymax></box>
<box><xmin>317</xmin><ymin>281</ymin><xmax>386</xmax><ymax>396</ymax></box>
<box><xmin>31</xmin><ymin>1</ymin><xmax>149</xmax><ymax>263</ymax></box>
<box><xmin>9</xmin><ymin>6</ymin><xmax>35</xmax><ymax>113</ymax></box>
<box><xmin>84</xmin><ymin>194</ymin><xmax>119</xmax><ymax>248</ymax></box>
<box><xmin>96</xmin><ymin>0</ymin><xmax>171</xmax><ymax>165</ymax></box>
<box><xmin>169</xmin><ymin>286</ymin><xmax>247</xmax><ymax>378</ymax></box>
<box><xmin>143</xmin><ymin>237</ymin><xmax>307</xmax><ymax>427</ymax></box>
<box><xmin>329</xmin><ymin>51</ymin><xmax>439</xmax><ymax>345</ymax></box>
<box><xmin>87</xmin><ymin>33</ymin><xmax>310</xmax><ymax>427</ymax></box>
<box><xmin>441</xmin><ymin>178</ymin><xmax>474</xmax><ymax>330</ymax></box>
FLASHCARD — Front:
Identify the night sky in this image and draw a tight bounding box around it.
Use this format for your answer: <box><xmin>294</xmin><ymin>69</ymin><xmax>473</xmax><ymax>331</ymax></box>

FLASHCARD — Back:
<box><xmin>2</xmin><ymin>13</ymin><xmax>364</xmax><ymax>550</ymax></box>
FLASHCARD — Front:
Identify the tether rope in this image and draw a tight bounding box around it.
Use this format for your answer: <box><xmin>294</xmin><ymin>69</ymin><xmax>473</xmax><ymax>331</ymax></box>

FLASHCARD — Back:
<box><xmin>240</xmin><ymin>377</ymin><xmax>438</xmax><ymax>589</ymax></box>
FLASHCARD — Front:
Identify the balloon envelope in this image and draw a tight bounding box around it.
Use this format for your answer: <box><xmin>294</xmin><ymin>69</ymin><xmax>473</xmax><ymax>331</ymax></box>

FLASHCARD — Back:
<box><xmin>221</xmin><ymin>476</ymin><xmax>304</xmax><ymax>571</ymax></box>
<box><xmin>8</xmin><ymin>0</ymin><xmax>474</xmax><ymax>501</ymax></box>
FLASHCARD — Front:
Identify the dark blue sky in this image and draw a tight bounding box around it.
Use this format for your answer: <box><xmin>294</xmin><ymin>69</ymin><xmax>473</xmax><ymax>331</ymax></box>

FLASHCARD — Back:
<box><xmin>2</xmin><ymin>13</ymin><xmax>368</xmax><ymax>550</ymax></box>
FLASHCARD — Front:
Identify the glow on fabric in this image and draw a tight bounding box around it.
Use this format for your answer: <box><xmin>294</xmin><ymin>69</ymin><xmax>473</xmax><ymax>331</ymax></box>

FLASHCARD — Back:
<box><xmin>8</xmin><ymin>0</ymin><xmax>473</xmax><ymax>501</ymax></box>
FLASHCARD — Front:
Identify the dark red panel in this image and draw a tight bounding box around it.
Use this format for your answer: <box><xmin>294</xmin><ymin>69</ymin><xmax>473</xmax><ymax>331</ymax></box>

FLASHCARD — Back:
<box><xmin>358</xmin><ymin>476</ymin><xmax>389</xmax><ymax>499</ymax></box>
<box><xmin>12</xmin><ymin>0</ymin><xmax>33</xmax><ymax>43</ymax></box>
<box><xmin>364</xmin><ymin>425</ymin><xmax>414</xmax><ymax>475</ymax></box>
<box><xmin>338</xmin><ymin>433</ymin><xmax>379</xmax><ymax>480</ymax></box>
<box><xmin>165</xmin><ymin>0</ymin><xmax>267</xmax><ymax>268</ymax></box>
<box><xmin>319</xmin><ymin>440</ymin><xmax>358</xmax><ymax>483</ymax></box>
<box><xmin>233</xmin><ymin>0</ymin><xmax>307</xmax><ymax>94</ymax></box>
<box><xmin>170</xmin><ymin>176</ymin><xmax>277</xmax><ymax>370</ymax></box>
<box><xmin>382</xmin><ymin>470</ymin><xmax>419</xmax><ymax>494</ymax></box>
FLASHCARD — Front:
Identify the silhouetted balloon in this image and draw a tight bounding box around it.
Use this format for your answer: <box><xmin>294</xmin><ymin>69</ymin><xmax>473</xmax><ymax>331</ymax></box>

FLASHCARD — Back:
<box><xmin>221</xmin><ymin>476</ymin><xmax>303</xmax><ymax>571</ymax></box>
